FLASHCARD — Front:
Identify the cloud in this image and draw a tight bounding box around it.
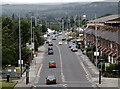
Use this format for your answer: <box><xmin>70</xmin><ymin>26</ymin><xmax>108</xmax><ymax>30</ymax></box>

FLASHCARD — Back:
<box><xmin>2</xmin><ymin>0</ymin><xmax>105</xmax><ymax>4</ymax></box>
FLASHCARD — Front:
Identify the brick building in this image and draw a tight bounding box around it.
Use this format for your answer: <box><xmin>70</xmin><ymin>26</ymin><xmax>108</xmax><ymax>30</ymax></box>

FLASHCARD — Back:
<box><xmin>86</xmin><ymin>15</ymin><xmax>120</xmax><ymax>64</ymax></box>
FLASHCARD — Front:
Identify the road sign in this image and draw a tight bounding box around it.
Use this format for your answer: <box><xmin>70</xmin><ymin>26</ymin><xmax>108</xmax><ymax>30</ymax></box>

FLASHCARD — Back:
<box><xmin>18</xmin><ymin>60</ymin><xmax>23</xmax><ymax>64</ymax></box>
<box><xmin>8</xmin><ymin>69</ymin><xmax>11</xmax><ymax>72</ymax></box>
<box><xmin>94</xmin><ymin>52</ymin><xmax>99</xmax><ymax>56</ymax></box>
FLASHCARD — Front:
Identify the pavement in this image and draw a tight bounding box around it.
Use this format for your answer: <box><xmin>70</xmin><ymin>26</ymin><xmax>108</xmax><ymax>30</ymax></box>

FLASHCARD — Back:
<box><xmin>14</xmin><ymin>45</ymin><xmax>45</xmax><ymax>89</ymax></box>
<box><xmin>75</xmin><ymin>48</ymin><xmax>120</xmax><ymax>89</ymax></box>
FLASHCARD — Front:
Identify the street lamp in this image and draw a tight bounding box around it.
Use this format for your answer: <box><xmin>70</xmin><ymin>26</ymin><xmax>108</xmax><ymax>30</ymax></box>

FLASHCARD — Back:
<box><xmin>95</xmin><ymin>13</ymin><xmax>98</xmax><ymax>67</ymax></box>
<box><xmin>83</xmin><ymin>14</ymin><xmax>87</xmax><ymax>55</ymax></box>
<box><xmin>19</xmin><ymin>14</ymin><xmax>22</xmax><ymax>78</ymax></box>
<box><xmin>31</xmin><ymin>16</ymin><xmax>37</xmax><ymax>56</ymax></box>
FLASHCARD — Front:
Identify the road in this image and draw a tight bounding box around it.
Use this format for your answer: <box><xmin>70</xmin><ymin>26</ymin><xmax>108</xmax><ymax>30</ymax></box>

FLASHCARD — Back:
<box><xmin>34</xmin><ymin>34</ymin><xmax>94</xmax><ymax>88</ymax></box>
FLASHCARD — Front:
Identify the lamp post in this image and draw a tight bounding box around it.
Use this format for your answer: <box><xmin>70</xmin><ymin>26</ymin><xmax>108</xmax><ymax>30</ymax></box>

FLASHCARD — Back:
<box><xmin>83</xmin><ymin>14</ymin><xmax>87</xmax><ymax>55</ymax></box>
<box><xmin>19</xmin><ymin>14</ymin><xmax>22</xmax><ymax>78</ymax></box>
<box><xmin>95</xmin><ymin>13</ymin><xmax>98</xmax><ymax>67</ymax></box>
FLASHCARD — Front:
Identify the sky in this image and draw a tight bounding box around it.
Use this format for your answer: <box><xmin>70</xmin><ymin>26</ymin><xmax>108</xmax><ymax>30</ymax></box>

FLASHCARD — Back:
<box><xmin>1</xmin><ymin>0</ymin><xmax>106</xmax><ymax>4</ymax></box>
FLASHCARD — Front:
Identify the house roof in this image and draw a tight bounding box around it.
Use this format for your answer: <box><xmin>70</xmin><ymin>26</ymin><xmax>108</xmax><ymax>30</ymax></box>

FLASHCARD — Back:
<box><xmin>86</xmin><ymin>29</ymin><xmax>119</xmax><ymax>44</ymax></box>
<box><xmin>87</xmin><ymin>15</ymin><xmax>119</xmax><ymax>23</ymax></box>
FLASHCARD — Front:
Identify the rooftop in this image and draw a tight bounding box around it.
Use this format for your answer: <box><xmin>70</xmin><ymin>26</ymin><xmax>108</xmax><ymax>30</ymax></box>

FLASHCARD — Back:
<box><xmin>87</xmin><ymin>15</ymin><xmax>120</xmax><ymax>23</ymax></box>
<box><xmin>86</xmin><ymin>29</ymin><xmax>120</xmax><ymax>44</ymax></box>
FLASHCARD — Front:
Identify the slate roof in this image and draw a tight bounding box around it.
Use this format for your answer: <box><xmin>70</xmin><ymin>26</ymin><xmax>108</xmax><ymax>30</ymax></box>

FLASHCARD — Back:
<box><xmin>87</xmin><ymin>15</ymin><xmax>119</xmax><ymax>23</ymax></box>
<box><xmin>85</xmin><ymin>29</ymin><xmax>119</xmax><ymax>44</ymax></box>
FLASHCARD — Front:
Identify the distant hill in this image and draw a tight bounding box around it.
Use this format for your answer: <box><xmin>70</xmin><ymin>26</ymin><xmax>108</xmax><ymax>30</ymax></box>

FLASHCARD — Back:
<box><xmin>2</xmin><ymin>2</ymin><xmax>118</xmax><ymax>18</ymax></box>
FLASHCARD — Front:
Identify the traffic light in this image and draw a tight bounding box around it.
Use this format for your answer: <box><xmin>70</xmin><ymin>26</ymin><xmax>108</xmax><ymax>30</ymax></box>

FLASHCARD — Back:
<box><xmin>25</xmin><ymin>63</ymin><xmax>29</xmax><ymax>71</ymax></box>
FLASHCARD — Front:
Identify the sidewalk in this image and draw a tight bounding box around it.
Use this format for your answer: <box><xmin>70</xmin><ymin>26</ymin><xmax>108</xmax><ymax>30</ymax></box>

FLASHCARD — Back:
<box><xmin>76</xmin><ymin>49</ymin><xmax>119</xmax><ymax>88</ymax></box>
<box><xmin>14</xmin><ymin>45</ymin><xmax>45</xmax><ymax>89</ymax></box>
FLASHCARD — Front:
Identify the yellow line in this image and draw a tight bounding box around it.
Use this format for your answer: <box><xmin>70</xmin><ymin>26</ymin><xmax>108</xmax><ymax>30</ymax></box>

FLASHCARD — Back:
<box><xmin>75</xmin><ymin>53</ymin><xmax>89</xmax><ymax>76</ymax></box>
<box><xmin>80</xmin><ymin>62</ymin><xmax>89</xmax><ymax>75</ymax></box>
<box><xmin>37</xmin><ymin>64</ymin><xmax>43</xmax><ymax>77</ymax></box>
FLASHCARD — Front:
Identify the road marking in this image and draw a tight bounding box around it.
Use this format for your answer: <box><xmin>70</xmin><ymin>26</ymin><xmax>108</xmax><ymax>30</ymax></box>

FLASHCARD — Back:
<box><xmin>75</xmin><ymin>52</ymin><xmax>98</xmax><ymax>88</ymax></box>
<box><xmin>53</xmin><ymin>42</ymin><xmax>65</xmax><ymax>83</ymax></box>
<box><xmin>37</xmin><ymin>64</ymin><xmax>43</xmax><ymax>77</ymax></box>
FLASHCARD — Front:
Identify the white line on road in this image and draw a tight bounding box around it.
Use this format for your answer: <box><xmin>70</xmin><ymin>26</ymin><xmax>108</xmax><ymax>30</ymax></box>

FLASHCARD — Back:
<box><xmin>37</xmin><ymin>64</ymin><xmax>43</xmax><ymax>77</ymax></box>
<box><xmin>53</xmin><ymin>42</ymin><xmax>66</xmax><ymax>83</ymax></box>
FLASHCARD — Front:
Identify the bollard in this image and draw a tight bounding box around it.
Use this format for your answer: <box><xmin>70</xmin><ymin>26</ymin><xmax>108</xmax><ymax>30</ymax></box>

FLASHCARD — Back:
<box><xmin>7</xmin><ymin>74</ymin><xmax>10</xmax><ymax>82</ymax></box>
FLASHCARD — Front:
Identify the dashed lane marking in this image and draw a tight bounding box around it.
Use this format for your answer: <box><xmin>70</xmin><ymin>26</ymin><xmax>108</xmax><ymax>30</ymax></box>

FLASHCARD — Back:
<box><xmin>53</xmin><ymin>42</ymin><xmax>65</xmax><ymax>82</ymax></box>
<box><xmin>37</xmin><ymin>64</ymin><xmax>43</xmax><ymax>77</ymax></box>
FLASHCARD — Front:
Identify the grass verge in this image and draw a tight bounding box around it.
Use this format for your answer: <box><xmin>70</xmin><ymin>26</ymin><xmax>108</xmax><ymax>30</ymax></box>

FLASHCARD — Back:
<box><xmin>2</xmin><ymin>81</ymin><xmax>17</xmax><ymax>89</ymax></box>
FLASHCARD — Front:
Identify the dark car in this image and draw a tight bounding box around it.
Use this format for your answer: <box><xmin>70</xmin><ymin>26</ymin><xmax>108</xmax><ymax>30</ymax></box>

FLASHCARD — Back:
<box><xmin>46</xmin><ymin>75</ymin><xmax>56</xmax><ymax>85</ymax></box>
<box><xmin>48</xmin><ymin>47</ymin><xmax>53</xmax><ymax>51</ymax></box>
<box><xmin>46</xmin><ymin>40</ymin><xmax>49</xmax><ymax>44</ymax></box>
<box><xmin>48</xmin><ymin>42</ymin><xmax>53</xmax><ymax>46</ymax></box>
<box><xmin>62</xmin><ymin>38</ymin><xmax>66</xmax><ymax>41</ymax></box>
<box><xmin>48</xmin><ymin>50</ymin><xmax>53</xmax><ymax>55</ymax></box>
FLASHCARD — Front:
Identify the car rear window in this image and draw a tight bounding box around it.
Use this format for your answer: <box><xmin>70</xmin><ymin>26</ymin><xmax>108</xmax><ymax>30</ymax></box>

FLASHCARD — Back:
<box><xmin>49</xmin><ymin>61</ymin><xmax>55</xmax><ymax>63</ymax></box>
<box><xmin>48</xmin><ymin>75</ymin><xmax>55</xmax><ymax>79</ymax></box>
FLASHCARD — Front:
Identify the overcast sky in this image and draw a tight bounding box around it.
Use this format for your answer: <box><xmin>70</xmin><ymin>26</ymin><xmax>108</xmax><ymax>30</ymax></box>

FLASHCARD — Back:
<box><xmin>2</xmin><ymin>0</ymin><xmax>106</xmax><ymax>4</ymax></box>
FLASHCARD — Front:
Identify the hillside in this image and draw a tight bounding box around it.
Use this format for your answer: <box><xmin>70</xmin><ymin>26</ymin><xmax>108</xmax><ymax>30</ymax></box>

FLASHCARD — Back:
<box><xmin>2</xmin><ymin>2</ymin><xmax>118</xmax><ymax>18</ymax></box>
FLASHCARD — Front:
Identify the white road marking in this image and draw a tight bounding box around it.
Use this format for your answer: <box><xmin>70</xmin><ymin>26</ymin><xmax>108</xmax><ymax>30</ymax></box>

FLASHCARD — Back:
<box><xmin>37</xmin><ymin>64</ymin><xmax>43</xmax><ymax>77</ymax></box>
<box><xmin>53</xmin><ymin>42</ymin><xmax>66</xmax><ymax>83</ymax></box>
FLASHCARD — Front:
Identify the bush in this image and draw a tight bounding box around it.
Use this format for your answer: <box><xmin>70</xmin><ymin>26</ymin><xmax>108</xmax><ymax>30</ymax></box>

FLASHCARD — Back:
<box><xmin>87</xmin><ymin>51</ymin><xmax>94</xmax><ymax>61</ymax></box>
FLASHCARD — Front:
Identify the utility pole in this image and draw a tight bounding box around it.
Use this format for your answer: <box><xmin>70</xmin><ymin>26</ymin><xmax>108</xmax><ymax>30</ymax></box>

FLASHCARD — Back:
<box><xmin>35</xmin><ymin>17</ymin><xmax>37</xmax><ymax>26</ymax></box>
<box><xmin>74</xmin><ymin>15</ymin><xmax>77</xmax><ymax>44</ymax></box>
<box><xmin>31</xmin><ymin>16</ymin><xmax>32</xmax><ymax>44</ymax></box>
<box><xmin>95</xmin><ymin>13</ymin><xmax>98</xmax><ymax>67</ymax></box>
<box><xmin>19</xmin><ymin>14</ymin><xmax>22</xmax><ymax>78</ymax></box>
<box><xmin>62</xmin><ymin>19</ymin><xmax>64</xmax><ymax>37</ymax></box>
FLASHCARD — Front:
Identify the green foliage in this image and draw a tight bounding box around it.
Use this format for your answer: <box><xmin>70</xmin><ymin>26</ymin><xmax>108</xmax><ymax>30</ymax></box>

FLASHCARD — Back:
<box><xmin>41</xmin><ymin>25</ymin><xmax>47</xmax><ymax>33</ymax></box>
<box><xmin>87</xmin><ymin>51</ymin><xmax>94</xmax><ymax>61</ymax></box>
<box><xmin>20</xmin><ymin>19</ymin><xmax>30</xmax><ymax>45</ymax></box>
<box><xmin>2</xmin><ymin>81</ymin><xmax>17</xmax><ymax>89</ymax></box>
<box><xmin>2</xmin><ymin>17</ymin><xmax>44</xmax><ymax>67</ymax></box>
<box><xmin>106</xmin><ymin>64</ymin><xmax>117</xmax><ymax>72</ymax></box>
<box><xmin>50</xmin><ymin>22</ymin><xmax>60</xmax><ymax>31</ymax></box>
<box><xmin>34</xmin><ymin>26</ymin><xmax>45</xmax><ymax>51</ymax></box>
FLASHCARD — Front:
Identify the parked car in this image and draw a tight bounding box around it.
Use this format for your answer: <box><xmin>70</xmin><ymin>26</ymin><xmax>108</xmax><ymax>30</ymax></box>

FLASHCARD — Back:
<box><xmin>46</xmin><ymin>75</ymin><xmax>56</xmax><ymax>85</ymax></box>
<box><xmin>71</xmin><ymin>45</ymin><xmax>78</xmax><ymax>52</ymax></box>
<box><xmin>49</xmin><ymin>61</ymin><xmax>56</xmax><ymax>68</ymax></box>
<box><xmin>68</xmin><ymin>42</ymin><xmax>73</xmax><ymax>48</ymax></box>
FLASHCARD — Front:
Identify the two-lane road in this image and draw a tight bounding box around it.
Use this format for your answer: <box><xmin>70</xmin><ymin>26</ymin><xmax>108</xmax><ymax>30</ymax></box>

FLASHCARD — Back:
<box><xmin>34</xmin><ymin>35</ymin><xmax>94</xmax><ymax>88</ymax></box>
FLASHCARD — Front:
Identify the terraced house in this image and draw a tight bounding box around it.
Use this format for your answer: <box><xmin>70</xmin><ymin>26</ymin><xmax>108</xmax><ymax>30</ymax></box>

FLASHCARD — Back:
<box><xmin>86</xmin><ymin>14</ymin><xmax>120</xmax><ymax>64</ymax></box>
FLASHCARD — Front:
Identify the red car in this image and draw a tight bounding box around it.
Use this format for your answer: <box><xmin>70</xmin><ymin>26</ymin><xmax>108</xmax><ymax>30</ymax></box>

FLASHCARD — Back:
<box><xmin>49</xmin><ymin>61</ymin><xmax>56</xmax><ymax>68</ymax></box>
<box><xmin>71</xmin><ymin>46</ymin><xmax>78</xmax><ymax>52</ymax></box>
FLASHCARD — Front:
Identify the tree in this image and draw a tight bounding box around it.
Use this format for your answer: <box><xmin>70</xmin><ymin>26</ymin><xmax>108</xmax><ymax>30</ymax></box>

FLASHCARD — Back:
<box><xmin>41</xmin><ymin>25</ymin><xmax>47</xmax><ymax>33</ymax></box>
